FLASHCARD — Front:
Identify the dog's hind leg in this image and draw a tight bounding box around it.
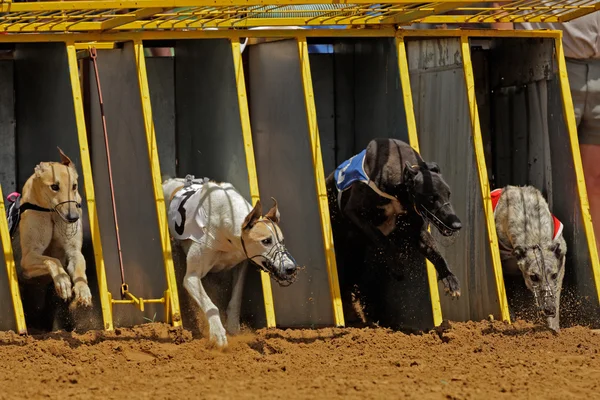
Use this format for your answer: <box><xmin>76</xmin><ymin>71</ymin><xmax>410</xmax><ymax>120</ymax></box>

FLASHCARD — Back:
<box><xmin>418</xmin><ymin>227</ymin><xmax>461</xmax><ymax>298</ymax></box>
<box><xmin>183</xmin><ymin>245</ymin><xmax>228</xmax><ymax>347</ymax></box>
<box><xmin>225</xmin><ymin>262</ymin><xmax>248</xmax><ymax>335</ymax></box>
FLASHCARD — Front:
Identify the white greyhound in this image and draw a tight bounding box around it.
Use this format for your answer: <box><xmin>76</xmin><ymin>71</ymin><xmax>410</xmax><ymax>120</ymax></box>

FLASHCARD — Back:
<box><xmin>162</xmin><ymin>175</ymin><xmax>298</xmax><ymax>347</ymax></box>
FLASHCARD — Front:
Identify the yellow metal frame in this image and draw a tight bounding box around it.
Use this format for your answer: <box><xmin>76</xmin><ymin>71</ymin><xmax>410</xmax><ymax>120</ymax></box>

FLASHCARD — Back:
<box><xmin>555</xmin><ymin>35</ymin><xmax>600</xmax><ymax>305</ymax></box>
<box><xmin>231</xmin><ymin>37</ymin><xmax>277</xmax><ymax>328</ymax></box>
<box><xmin>396</xmin><ymin>37</ymin><xmax>443</xmax><ymax>328</ymax></box>
<box><xmin>0</xmin><ymin>0</ymin><xmax>596</xmax><ymax>33</ymax></box>
<box><xmin>66</xmin><ymin>43</ymin><xmax>114</xmax><ymax>330</ymax></box>
<box><xmin>459</xmin><ymin>35</ymin><xmax>510</xmax><ymax>322</ymax></box>
<box><xmin>133</xmin><ymin>41</ymin><xmax>182</xmax><ymax>327</ymax></box>
<box><xmin>298</xmin><ymin>36</ymin><xmax>345</xmax><ymax>327</ymax></box>
<box><xmin>0</xmin><ymin>186</ymin><xmax>27</xmax><ymax>335</ymax></box>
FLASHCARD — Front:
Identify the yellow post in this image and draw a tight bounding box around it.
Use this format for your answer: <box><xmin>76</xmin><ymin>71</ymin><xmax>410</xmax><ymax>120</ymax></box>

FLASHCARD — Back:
<box><xmin>133</xmin><ymin>41</ymin><xmax>182</xmax><ymax>327</ymax></box>
<box><xmin>297</xmin><ymin>36</ymin><xmax>345</xmax><ymax>327</ymax></box>
<box><xmin>0</xmin><ymin>186</ymin><xmax>27</xmax><ymax>335</ymax></box>
<box><xmin>554</xmin><ymin>35</ymin><xmax>600</xmax><ymax>304</ymax></box>
<box><xmin>66</xmin><ymin>43</ymin><xmax>114</xmax><ymax>330</ymax></box>
<box><xmin>231</xmin><ymin>38</ymin><xmax>277</xmax><ymax>328</ymax></box>
<box><xmin>460</xmin><ymin>36</ymin><xmax>510</xmax><ymax>323</ymax></box>
<box><xmin>396</xmin><ymin>36</ymin><xmax>444</xmax><ymax>328</ymax></box>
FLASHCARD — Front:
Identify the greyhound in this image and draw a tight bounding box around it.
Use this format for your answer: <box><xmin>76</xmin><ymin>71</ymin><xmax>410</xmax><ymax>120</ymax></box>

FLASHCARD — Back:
<box><xmin>7</xmin><ymin>148</ymin><xmax>92</xmax><ymax>308</ymax></box>
<box><xmin>492</xmin><ymin>185</ymin><xmax>566</xmax><ymax>332</ymax></box>
<box><xmin>326</xmin><ymin>138</ymin><xmax>462</xmax><ymax>321</ymax></box>
<box><xmin>162</xmin><ymin>175</ymin><xmax>299</xmax><ymax>347</ymax></box>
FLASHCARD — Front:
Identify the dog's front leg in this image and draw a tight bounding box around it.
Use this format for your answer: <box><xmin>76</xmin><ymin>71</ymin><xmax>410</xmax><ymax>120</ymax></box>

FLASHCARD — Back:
<box><xmin>343</xmin><ymin>185</ymin><xmax>390</xmax><ymax>246</ymax></box>
<box><xmin>184</xmin><ymin>245</ymin><xmax>228</xmax><ymax>347</ymax></box>
<box><xmin>418</xmin><ymin>227</ymin><xmax>461</xmax><ymax>298</ymax></box>
<box><xmin>20</xmin><ymin>220</ymin><xmax>72</xmax><ymax>301</ymax></box>
<box><xmin>225</xmin><ymin>262</ymin><xmax>248</xmax><ymax>335</ymax></box>
<box><xmin>65</xmin><ymin>249</ymin><xmax>92</xmax><ymax>308</ymax></box>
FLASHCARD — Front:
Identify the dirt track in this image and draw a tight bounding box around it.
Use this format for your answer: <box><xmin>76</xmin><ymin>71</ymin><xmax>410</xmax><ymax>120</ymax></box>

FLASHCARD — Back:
<box><xmin>1</xmin><ymin>320</ymin><xmax>599</xmax><ymax>399</ymax></box>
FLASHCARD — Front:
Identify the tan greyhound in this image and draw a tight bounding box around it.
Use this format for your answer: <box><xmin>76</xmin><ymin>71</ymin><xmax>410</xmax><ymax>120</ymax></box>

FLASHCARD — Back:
<box><xmin>10</xmin><ymin>148</ymin><xmax>92</xmax><ymax>308</ymax></box>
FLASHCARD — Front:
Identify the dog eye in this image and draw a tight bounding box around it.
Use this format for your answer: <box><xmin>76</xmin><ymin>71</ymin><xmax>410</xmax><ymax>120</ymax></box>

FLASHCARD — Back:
<box><xmin>551</xmin><ymin>273</ymin><xmax>558</xmax><ymax>280</ymax></box>
<box><xmin>50</xmin><ymin>184</ymin><xmax>60</xmax><ymax>191</ymax></box>
<box><xmin>530</xmin><ymin>274</ymin><xmax>540</xmax><ymax>282</ymax></box>
<box><xmin>72</xmin><ymin>184</ymin><xmax>77</xmax><ymax>191</ymax></box>
<box><xmin>261</xmin><ymin>238</ymin><xmax>273</xmax><ymax>246</ymax></box>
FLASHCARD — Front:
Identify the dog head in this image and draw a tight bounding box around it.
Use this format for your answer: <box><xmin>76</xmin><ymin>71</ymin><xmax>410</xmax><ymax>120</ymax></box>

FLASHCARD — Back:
<box><xmin>514</xmin><ymin>239</ymin><xmax>565</xmax><ymax>318</ymax></box>
<box><xmin>241</xmin><ymin>198</ymin><xmax>299</xmax><ymax>286</ymax></box>
<box><xmin>403</xmin><ymin>161</ymin><xmax>462</xmax><ymax>236</ymax></box>
<box><xmin>33</xmin><ymin>147</ymin><xmax>82</xmax><ymax>223</ymax></box>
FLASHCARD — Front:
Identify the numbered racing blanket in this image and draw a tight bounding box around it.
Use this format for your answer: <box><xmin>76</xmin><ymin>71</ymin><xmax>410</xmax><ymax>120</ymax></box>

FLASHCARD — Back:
<box><xmin>333</xmin><ymin>149</ymin><xmax>369</xmax><ymax>192</ymax></box>
<box><xmin>167</xmin><ymin>183</ymin><xmax>208</xmax><ymax>243</ymax></box>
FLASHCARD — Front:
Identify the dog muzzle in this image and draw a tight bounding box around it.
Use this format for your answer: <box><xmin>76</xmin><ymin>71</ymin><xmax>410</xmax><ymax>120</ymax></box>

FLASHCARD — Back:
<box><xmin>417</xmin><ymin>202</ymin><xmax>459</xmax><ymax>237</ymax></box>
<box><xmin>54</xmin><ymin>200</ymin><xmax>82</xmax><ymax>224</ymax></box>
<box><xmin>248</xmin><ymin>243</ymin><xmax>300</xmax><ymax>287</ymax></box>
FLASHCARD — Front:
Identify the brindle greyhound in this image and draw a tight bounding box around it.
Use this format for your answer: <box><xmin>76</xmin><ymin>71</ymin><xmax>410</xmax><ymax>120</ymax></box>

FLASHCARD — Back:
<box><xmin>326</xmin><ymin>138</ymin><xmax>462</xmax><ymax>322</ymax></box>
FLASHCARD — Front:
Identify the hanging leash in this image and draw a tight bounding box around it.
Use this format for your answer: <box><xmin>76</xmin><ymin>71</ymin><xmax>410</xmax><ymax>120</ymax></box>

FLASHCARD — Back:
<box><xmin>90</xmin><ymin>47</ymin><xmax>127</xmax><ymax>299</ymax></box>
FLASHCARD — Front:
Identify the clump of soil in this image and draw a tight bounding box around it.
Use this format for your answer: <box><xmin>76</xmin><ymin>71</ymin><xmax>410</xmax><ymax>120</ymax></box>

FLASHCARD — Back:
<box><xmin>1</xmin><ymin>320</ymin><xmax>599</xmax><ymax>399</ymax></box>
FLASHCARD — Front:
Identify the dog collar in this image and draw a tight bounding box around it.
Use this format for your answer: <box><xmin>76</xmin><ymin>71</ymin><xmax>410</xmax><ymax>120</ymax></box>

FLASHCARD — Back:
<box><xmin>20</xmin><ymin>202</ymin><xmax>53</xmax><ymax>213</ymax></box>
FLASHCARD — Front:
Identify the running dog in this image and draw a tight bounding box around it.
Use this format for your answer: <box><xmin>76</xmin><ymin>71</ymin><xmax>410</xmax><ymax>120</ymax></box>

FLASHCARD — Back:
<box><xmin>7</xmin><ymin>148</ymin><xmax>92</xmax><ymax>308</ymax></box>
<box><xmin>162</xmin><ymin>175</ymin><xmax>299</xmax><ymax>347</ymax></box>
<box><xmin>492</xmin><ymin>185</ymin><xmax>566</xmax><ymax>332</ymax></box>
<box><xmin>326</xmin><ymin>138</ymin><xmax>463</xmax><ymax>321</ymax></box>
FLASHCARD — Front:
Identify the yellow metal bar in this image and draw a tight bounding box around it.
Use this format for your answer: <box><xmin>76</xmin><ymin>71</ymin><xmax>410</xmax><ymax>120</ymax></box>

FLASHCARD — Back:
<box><xmin>74</xmin><ymin>42</ymin><xmax>116</xmax><ymax>50</ymax></box>
<box><xmin>395</xmin><ymin>37</ymin><xmax>443</xmax><ymax>328</ymax></box>
<box><xmin>381</xmin><ymin>2</ymin><xmax>474</xmax><ymax>24</ymax></box>
<box><xmin>66</xmin><ymin>43</ymin><xmax>114</xmax><ymax>331</ymax></box>
<box><xmin>0</xmin><ymin>0</ymin><xmax>492</xmax><ymax>12</ymax></box>
<box><xmin>0</xmin><ymin>28</ymin><xmax>565</xmax><ymax>43</ymax></box>
<box><xmin>460</xmin><ymin>35</ymin><xmax>510</xmax><ymax>323</ymax></box>
<box><xmin>297</xmin><ymin>36</ymin><xmax>345</xmax><ymax>327</ymax></box>
<box><xmin>0</xmin><ymin>186</ymin><xmax>27</xmax><ymax>335</ymax></box>
<box><xmin>231</xmin><ymin>37</ymin><xmax>277</xmax><ymax>328</ymax></box>
<box><xmin>99</xmin><ymin>8</ymin><xmax>165</xmax><ymax>31</ymax></box>
<box><xmin>133</xmin><ymin>40</ymin><xmax>182</xmax><ymax>327</ymax></box>
<box><xmin>554</xmin><ymin>35</ymin><xmax>600</xmax><ymax>305</ymax></box>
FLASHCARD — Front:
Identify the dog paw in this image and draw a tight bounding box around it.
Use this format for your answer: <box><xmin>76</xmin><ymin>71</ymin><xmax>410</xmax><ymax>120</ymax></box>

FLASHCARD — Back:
<box><xmin>441</xmin><ymin>274</ymin><xmax>461</xmax><ymax>298</ymax></box>
<box><xmin>54</xmin><ymin>274</ymin><xmax>72</xmax><ymax>301</ymax></box>
<box><xmin>209</xmin><ymin>319</ymin><xmax>228</xmax><ymax>348</ymax></box>
<box><xmin>73</xmin><ymin>282</ymin><xmax>93</xmax><ymax>307</ymax></box>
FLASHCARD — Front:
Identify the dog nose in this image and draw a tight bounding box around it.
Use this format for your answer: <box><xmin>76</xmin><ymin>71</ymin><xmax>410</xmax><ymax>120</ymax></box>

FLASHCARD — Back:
<box><xmin>451</xmin><ymin>221</ymin><xmax>462</xmax><ymax>230</ymax></box>
<box><xmin>285</xmin><ymin>266</ymin><xmax>296</xmax><ymax>275</ymax></box>
<box><xmin>66</xmin><ymin>214</ymin><xmax>79</xmax><ymax>223</ymax></box>
<box><xmin>543</xmin><ymin>305</ymin><xmax>556</xmax><ymax>317</ymax></box>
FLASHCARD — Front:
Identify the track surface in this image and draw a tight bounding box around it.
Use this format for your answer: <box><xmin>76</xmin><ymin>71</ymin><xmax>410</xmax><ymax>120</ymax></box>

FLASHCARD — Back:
<box><xmin>1</xmin><ymin>320</ymin><xmax>599</xmax><ymax>399</ymax></box>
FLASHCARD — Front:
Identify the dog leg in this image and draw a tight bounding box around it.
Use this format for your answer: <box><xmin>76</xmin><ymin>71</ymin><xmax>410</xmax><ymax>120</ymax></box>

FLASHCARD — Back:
<box><xmin>418</xmin><ymin>228</ymin><xmax>461</xmax><ymax>298</ymax></box>
<box><xmin>184</xmin><ymin>247</ymin><xmax>228</xmax><ymax>347</ymax></box>
<box><xmin>21</xmin><ymin>253</ymin><xmax>72</xmax><ymax>301</ymax></box>
<box><xmin>65</xmin><ymin>250</ymin><xmax>92</xmax><ymax>307</ymax></box>
<box><xmin>225</xmin><ymin>262</ymin><xmax>248</xmax><ymax>335</ymax></box>
<box><xmin>343</xmin><ymin>187</ymin><xmax>390</xmax><ymax>246</ymax></box>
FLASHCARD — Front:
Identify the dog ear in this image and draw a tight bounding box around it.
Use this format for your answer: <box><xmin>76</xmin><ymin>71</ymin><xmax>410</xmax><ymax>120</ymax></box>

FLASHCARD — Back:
<box><xmin>550</xmin><ymin>242</ymin><xmax>563</xmax><ymax>259</ymax></box>
<box><xmin>265</xmin><ymin>197</ymin><xmax>280</xmax><ymax>224</ymax></box>
<box><xmin>513</xmin><ymin>245</ymin><xmax>527</xmax><ymax>261</ymax></box>
<box><xmin>57</xmin><ymin>146</ymin><xmax>73</xmax><ymax>166</ymax></box>
<box><xmin>242</xmin><ymin>199</ymin><xmax>262</xmax><ymax>230</ymax></box>
<box><xmin>34</xmin><ymin>162</ymin><xmax>49</xmax><ymax>178</ymax></box>
<box><xmin>426</xmin><ymin>162</ymin><xmax>441</xmax><ymax>174</ymax></box>
<box><xmin>403</xmin><ymin>161</ymin><xmax>418</xmax><ymax>186</ymax></box>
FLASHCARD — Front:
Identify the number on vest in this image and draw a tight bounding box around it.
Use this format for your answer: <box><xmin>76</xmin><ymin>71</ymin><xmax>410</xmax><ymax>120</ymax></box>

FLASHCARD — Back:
<box><xmin>174</xmin><ymin>190</ymin><xmax>196</xmax><ymax>236</ymax></box>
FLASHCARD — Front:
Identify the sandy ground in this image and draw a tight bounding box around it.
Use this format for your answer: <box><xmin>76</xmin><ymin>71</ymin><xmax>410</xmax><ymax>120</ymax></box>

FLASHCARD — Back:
<box><xmin>0</xmin><ymin>320</ymin><xmax>599</xmax><ymax>400</ymax></box>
